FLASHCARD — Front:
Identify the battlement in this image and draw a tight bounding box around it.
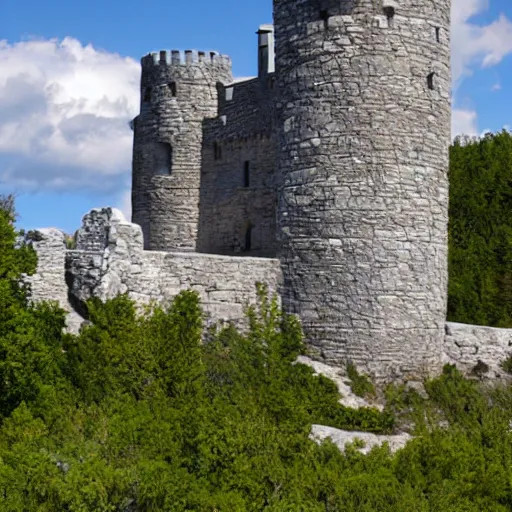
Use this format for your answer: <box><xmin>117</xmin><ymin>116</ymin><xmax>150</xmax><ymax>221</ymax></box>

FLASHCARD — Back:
<box><xmin>141</xmin><ymin>49</ymin><xmax>232</xmax><ymax>69</ymax></box>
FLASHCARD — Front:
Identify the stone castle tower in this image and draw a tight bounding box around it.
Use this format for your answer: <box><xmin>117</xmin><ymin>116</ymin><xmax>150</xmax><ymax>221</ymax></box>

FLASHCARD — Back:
<box><xmin>273</xmin><ymin>0</ymin><xmax>451</xmax><ymax>378</ymax></box>
<box><xmin>131</xmin><ymin>0</ymin><xmax>451</xmax><ymax>379</ymax></box>
<box><xmin>132</xmin><ymin>50</ymin><xmax>232</xmax><ymax>251</ymax></box>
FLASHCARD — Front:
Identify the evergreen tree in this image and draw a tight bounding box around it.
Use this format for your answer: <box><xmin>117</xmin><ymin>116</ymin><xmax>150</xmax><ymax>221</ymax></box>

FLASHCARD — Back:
<box><xmin>448</xmin><ymin>130</ymin><xmax>512</xmax><ymax>326</ymax></box>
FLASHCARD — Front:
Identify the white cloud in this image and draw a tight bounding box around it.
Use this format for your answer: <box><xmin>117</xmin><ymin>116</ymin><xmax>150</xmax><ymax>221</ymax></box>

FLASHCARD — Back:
<box><xmin>0</xmin><ymin>37</ymin><xmax>139</xmax><ymax>191</ymax></box>
<box><xmin>452</xmin><ymin>108</ymin><xmax>479</xmax><ymax>137</ymax></box>
<box><xmin>451</xmin><ymin>0</ymin><xmax>512</xmax><ymax>136</ymax></box>
<box><xmin>117</xmin><ymin>188</ymin><xmax>132</xmax><ymax>220</ymax></box>
<box><xmin>1</xmin><ymin>1</ymin><xmax>512</xmax><ymax>186</ymax></box>
<box><xmin>452</xmin><ymin>0</ymin><xmax>512</xmax><ymax>86</ymax></box>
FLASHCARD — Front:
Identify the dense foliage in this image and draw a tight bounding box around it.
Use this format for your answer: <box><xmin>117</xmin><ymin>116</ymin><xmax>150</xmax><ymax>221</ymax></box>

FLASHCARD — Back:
<box><xmin>4</xmin><ymin>133</ymin><xmax>512</xmax><ymax>511</ymax></box>
<box><xmin>448</xmin><ymin>130</ymin><xmax>512</xmax><ymax>326</ymax></box>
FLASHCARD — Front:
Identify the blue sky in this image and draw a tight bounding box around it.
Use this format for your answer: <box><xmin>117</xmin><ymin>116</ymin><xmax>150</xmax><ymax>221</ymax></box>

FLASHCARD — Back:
<box><xmin>1</xmin><ymin>0</ymin><xmax>511</xmax><ymax>233</ymax></box>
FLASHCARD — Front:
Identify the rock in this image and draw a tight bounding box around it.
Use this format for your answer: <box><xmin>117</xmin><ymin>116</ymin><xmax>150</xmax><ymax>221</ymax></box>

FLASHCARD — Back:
<box><xmin>310</xmin><ymin>425</ymin><xmax>412</xmax><ymax>455</ymax></box>
<box><xmin>296</xmin><ymin>356</ymin><xmax>383</xmax><ymax>410</ymax></box>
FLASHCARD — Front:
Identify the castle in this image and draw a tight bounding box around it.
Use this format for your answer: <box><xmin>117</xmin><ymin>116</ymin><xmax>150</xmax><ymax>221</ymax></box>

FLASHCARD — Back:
<box><xmin>130</xmin><ymin>0</ymin><xmax>451</xmax><ymax>380</ymax></box>
<box><xmin>30</xmin><ymin>0</ymin><xmax>495</xmax><ymax>383</ymax></box>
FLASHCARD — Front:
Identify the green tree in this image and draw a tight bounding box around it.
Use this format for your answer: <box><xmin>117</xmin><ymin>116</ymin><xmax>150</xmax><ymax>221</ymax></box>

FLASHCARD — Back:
<box><xmin>449</xmin><ymin>130</ymin><xmax>512</xmax><ymax>326</ymax></box>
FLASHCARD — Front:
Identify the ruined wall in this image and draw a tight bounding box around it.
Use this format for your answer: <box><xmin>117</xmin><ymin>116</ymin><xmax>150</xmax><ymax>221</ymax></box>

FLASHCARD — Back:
<box><xmin>24</xmin><ymin>229</ymin><xmax>84</xmax><ymax>333</ymax></box>
<box><xmin>132</xmin><ymin>50</ymin><xmax>233</xmax><ymax>251</ymax></box>
<box><xmin>274</xmin><ymin>0</ymin><xmax>451</xmax><ymax>380</ymax></box>
<box><xmin>198</xmin><ymin>74</ymin><xmax>278</xmax><ymax>257</ymax></box>
<box><xmin>66</xmin><ymin>209</ymin><xmax>282</xmax><ymax>326</ymax></box>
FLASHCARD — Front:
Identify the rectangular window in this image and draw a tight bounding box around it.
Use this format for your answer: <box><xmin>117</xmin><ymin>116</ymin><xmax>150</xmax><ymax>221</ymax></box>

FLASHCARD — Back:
<box><xmin>383</xmin><ymin>6</ymin><xmax>395</xmax><ymax>28</ymax></box>
<box><xmin>244</xmin><ymin>161</ymin><xmax>250</xmax><ymax>187</ymax></box>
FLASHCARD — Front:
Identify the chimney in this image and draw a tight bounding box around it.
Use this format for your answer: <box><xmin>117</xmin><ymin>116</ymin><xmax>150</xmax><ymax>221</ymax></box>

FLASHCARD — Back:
<box><xmin>257</xmin><ymin>25</ymin><xmax>275</xmax><ymax>78</ymax></box>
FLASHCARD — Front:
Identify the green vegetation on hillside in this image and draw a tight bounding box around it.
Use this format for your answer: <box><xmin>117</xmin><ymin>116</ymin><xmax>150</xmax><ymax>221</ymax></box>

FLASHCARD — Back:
<box><xmin>448</xmin><ymin>130</ymin><xmax>512</xmax><ymax>326</ymax></box>
<box><xmin>3</xmin><ymin>129</ymin><xmax>512</xmax><ymax>510</ymax></box>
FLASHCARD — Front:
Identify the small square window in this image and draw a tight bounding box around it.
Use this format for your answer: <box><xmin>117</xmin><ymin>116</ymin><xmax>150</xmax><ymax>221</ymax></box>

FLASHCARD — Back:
<box><xmin>383</xmin><ymin>6</ymin><xmax>395</xmax><ymax>28</ymax></box>
<box><xmin>319</xmin><ymin>10</ymin><xmax>329</xmax><ymax>28</ymax></box>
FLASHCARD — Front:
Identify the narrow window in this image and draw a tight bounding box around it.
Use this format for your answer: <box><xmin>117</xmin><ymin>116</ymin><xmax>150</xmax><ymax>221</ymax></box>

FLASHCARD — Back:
<box><xmin>243</xmin><ymin>161</ymin><xmax>250</xmax><ymax>188</ymax></box>
<box><xmin>435</xmin><ymin>27</ymin><xmax>441</xmax><ymax>42</ymax></box>
<box><xmin>143</xmin><ymin>86</ymin><xmax>152</xmax><ymax>103</ymax></box>
<box><xmin>154</xmin><ymin>142</ymin><xmax>172</xmax><ymax>175</ymax></box>
<box><xmin>427</xmin><ymin>72</ymin><xmax>435</xmax><ymax>90</ymax></box>
<box><xmin>169</xmin><ymin>82</ymin><xmax>177</xmax><ymax>97</ymax></box>
<box><xmin>383</xmin><ymin>6</ymin><xmax>395</xmax><ymax>28</ymax></box>
<box><xmin>244</xmin><ymin>225</ymin><xmax>252</xmax><ymax>252</ymax></box>
<box><xmin>320</xmin><ymin>10</ymin><xmax>329</xmax><ymax>28</ymax></box>
<box><xmin>214</xmin><ymin>142</ymin><xmax>222</xmax><ymax>160</ymax></box>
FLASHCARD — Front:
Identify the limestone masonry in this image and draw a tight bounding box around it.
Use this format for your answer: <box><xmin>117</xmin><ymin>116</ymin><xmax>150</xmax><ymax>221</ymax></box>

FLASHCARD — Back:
<box><xmin>27</xmin><ymin>1</ymin><xmax>512</xmax><ymax>381</ymax></box>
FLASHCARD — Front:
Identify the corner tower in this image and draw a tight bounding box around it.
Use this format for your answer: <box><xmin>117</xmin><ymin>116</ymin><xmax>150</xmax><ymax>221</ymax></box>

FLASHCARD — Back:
<box><xmin>274</xmin><ymin>0</ymin><xmax>451</xmax><ymax>379</ymax></box>
<box><xmin>132</xmin><ymin>50</ymin><xmax>232</xmax><ymax>250</ymax></box>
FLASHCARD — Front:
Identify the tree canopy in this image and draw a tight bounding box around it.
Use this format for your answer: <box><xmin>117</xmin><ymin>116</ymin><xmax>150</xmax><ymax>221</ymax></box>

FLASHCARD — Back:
<box><xmin>448</xmin><ymin>130</ymin><xmax>512</xmax><ymax>326</ymax></box>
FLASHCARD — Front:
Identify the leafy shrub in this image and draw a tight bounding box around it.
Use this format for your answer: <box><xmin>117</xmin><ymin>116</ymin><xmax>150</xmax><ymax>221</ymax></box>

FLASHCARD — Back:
<box><xmin>3</xmin><ymin>190</ymin><xmax>512</xmax><ymax>509</ymax></box>
<box><xmin>501</xmin><ymin>355</ymin><xmax>512</xmax><ymax>375</ymax></box>
<box><xmin>346</xmin><ymin>361</ymin><xmax>376</xmax><ymax>398</ymax></box>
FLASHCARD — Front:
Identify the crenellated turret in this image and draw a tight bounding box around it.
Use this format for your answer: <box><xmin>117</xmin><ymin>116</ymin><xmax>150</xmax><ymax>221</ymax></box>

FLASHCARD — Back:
<box><xmin>132</xmin><ymin>49</ymin><xmax>233</xmax><ymax>250</ymax></box>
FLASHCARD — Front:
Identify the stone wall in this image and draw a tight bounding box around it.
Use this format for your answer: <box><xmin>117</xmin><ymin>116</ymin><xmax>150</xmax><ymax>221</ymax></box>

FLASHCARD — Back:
<box><xmin>196</xmin><ymin>73</ymin><xmax>278</xmax><ymax>256</ymax></box>
<box><xmin>273</xmin><ymin>0</ymin><xmax>451</xmax><ymax>380</ymax></box>
<box><xmin>198</xmin><ymin>135</ymin><xmax>277</xmax><ymax>256</ymax></box>
<box><xmin>66</xmin><ymin>209</ymin><xmax>282</xmax><ymax>326</ymax></box>
<box><xmin>24</xmin><ymin>229</ymin><xmax>84</xmax><ymax>333</ymax></box>
<box><xmin>443</xmin><ymin>322</ymin><xmax>512</xmax><ymax>379</ymax></box>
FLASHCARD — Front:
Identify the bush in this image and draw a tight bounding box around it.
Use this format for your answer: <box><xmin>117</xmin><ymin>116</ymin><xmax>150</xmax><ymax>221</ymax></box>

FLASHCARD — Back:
<box><xmin>346</xmin><ymin>361</ymin><xmax>376</xmax><ymax>398</ymax></box>
<box><xmin>3</xmin><ymin>180</ymin><xmax>512</xmax><ymax>509</ymax></box>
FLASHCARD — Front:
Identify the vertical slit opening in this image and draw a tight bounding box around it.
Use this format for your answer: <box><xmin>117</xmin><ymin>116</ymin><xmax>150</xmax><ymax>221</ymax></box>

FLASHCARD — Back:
<box><xmin>320</xmin><ymin>10</ymin><xmax>329</xmax><ymax>28</ymax></box>
<box><xmin>244</xmin><ymin>161</ymin><xmax>250</xmax><ymax>187</ymax></box>
<box><xmin>143</xmin><ymin>87</ymin><xmax>152</xmax><ymax>103</ymax></box>
<box><xmin>214</xmin><ymin>142</ymin><xmax>222</xmax><ymax>160</ymax></box>
<box><xmin>427</xmin><ymin>72</ymin><xmax>435</xmax><ymax>90</ymax></box>
<box><xmin>169</xmin><ymin>82</ymin><xmax>177</xmax><ymax>97</ymax></box>
<box><xmin>435</xmin><ymin>27</ymin><xmax>441</xmax><ymax>42</ymax></box>
<box><xmin>244</xmin><ymin>225</ymin><xmax>252</xmax><ymax>252</ymax></box>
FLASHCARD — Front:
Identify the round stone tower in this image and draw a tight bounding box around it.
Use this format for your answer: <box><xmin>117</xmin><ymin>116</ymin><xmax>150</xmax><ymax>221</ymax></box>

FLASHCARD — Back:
<box><xmin>132</xmin><ymin>50</ymin><xmax>232</xmax><ymax>250</ymax></box>
<box><xmin>274</xmin><ymin>0</ymin><xmax>451</xmax><ymax>379</ymax></box>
